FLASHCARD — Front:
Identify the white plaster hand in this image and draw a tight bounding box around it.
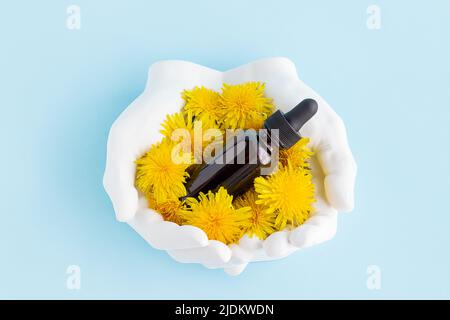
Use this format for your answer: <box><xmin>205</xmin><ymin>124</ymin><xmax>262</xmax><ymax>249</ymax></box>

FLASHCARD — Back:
<box><xmin>103</xmin><ymin>58</ymin><xmax>357</xmax><ymax>275</ymax></box>
<box><xmin>103</xmin><ymin>61</ymin><xmax>229</xmax><ymax>266</ymax></box>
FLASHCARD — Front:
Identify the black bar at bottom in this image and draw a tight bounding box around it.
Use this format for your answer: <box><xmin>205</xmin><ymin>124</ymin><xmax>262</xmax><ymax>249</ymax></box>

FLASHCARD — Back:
<box><xmin>0</xmin><ymin>300</ymin><xmax>448</xmax><ymax>318</ymax></box>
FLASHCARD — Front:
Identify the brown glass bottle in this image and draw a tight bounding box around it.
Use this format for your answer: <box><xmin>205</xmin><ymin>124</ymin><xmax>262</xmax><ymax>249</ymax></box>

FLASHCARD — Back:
<box><xmin>182</xmin><ymin>99</ymin><xmax>318</xmax><ymax>200</ymax></box>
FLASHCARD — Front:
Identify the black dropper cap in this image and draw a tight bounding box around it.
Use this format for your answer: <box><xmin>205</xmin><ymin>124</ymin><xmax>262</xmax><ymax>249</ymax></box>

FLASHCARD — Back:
<box><xmin>264</xmin><ymin>99</ymin><xmax>318</xmax><ymax>149</ymax></box>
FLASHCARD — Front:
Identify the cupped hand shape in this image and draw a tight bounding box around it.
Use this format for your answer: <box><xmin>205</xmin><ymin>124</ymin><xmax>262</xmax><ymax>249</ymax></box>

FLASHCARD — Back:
<box><xmin>103</xmin><ymin>58</ymin><xmax>357</xmax><ymax>275</ymax></box>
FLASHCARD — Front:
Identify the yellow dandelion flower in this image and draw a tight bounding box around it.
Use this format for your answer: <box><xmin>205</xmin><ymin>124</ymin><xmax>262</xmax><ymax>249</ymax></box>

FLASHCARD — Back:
<box><xmin>182</xmin><ymin>86</ymin><xmax>222</xmax><ymax>123</ymax></box>
<box><xmin>254</xmin><ymin>161</ymin><xmax>315</xmax><ymax>230</ymax></box>
<box><xmin>279</xmin><ymin>138</ymin><xmax>314</xmax><ymax>168</ymax></box>
<box><xmin>242</xmin><ymin>117</ymin><xmax>266</xmax><ymax>130</ymax></box>
<box><xmin>234</xmin><ymin>190</ymin><xmax>276</xmax><ymax>240</ymax></box>
<box><xmin>219</xmin><ymin>82</ymin><xmax>274</xmax><ymax>129</ymax></box>
<box><xmin>135</xmin><ymin>139</ymin><xmax>190</xmax><ymax>203</ymax></box>
<box><xmin>148</xmin><ymin>195</ymin><xmax>186</xmax><ymax>225</ymax></box>
<box><xmin>160</xmin><ymin>111</ymin><xmax>223</xmax><ymax>155</ymax></box>
<box><xmin>160</xmin><ymin>111</ymin><xmax>194</xmax><ymax>140</ymax></box>
<box><xmin>182</xmin><ymin>187</ymin><xmax>251</xmax><ymax>245</ymax></box>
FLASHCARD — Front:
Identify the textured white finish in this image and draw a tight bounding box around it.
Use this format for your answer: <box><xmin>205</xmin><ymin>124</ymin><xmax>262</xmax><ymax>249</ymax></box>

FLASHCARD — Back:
<box><xmin>103</xmin><ymin>57</ymin><xmax>357</xmax><ymax>275</ymax></box>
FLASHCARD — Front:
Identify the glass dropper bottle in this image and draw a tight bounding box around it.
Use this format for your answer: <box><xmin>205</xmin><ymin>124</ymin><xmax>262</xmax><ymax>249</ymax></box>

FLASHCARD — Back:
<box><xmin>182</xmin><ymin>99</ymin><xmax>318</xmax><ymax>200</ymax></box>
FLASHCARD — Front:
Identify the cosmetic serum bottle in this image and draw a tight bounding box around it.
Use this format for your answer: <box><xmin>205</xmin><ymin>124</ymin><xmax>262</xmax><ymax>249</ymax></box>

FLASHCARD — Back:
<box><xmin>182</xmin><ymin>99</ymin><xmax>318</xmax><ymax>200</ymax></box>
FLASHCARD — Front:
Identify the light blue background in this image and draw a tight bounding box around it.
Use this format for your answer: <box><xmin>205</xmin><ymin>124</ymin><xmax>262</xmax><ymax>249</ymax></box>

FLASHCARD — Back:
<box><xmin>1</xmin><ymin>0</ymin><xmax>449</xmax><ymax>299</ymax></box>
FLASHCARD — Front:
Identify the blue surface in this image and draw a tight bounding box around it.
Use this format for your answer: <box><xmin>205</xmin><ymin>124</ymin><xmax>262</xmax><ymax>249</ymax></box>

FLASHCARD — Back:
<box><xmin>1</xmin><ymin>0</ymin><xmax>449</xmax><ymax>299</ymax></box>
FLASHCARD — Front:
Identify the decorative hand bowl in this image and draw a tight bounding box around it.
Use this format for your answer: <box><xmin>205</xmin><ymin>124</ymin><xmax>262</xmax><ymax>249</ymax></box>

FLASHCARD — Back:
<box><xmin>103</xmin><ymin>57</ymin><xmax>357</xmax><ymax>275</ymax></box>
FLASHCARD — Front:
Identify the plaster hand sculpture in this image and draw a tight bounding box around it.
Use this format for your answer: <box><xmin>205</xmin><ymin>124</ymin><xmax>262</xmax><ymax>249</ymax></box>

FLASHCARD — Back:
<box><xmin>103</xmin><ymin>57</ymin><xmax>357</xmax><ymax>276</ymax></box>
